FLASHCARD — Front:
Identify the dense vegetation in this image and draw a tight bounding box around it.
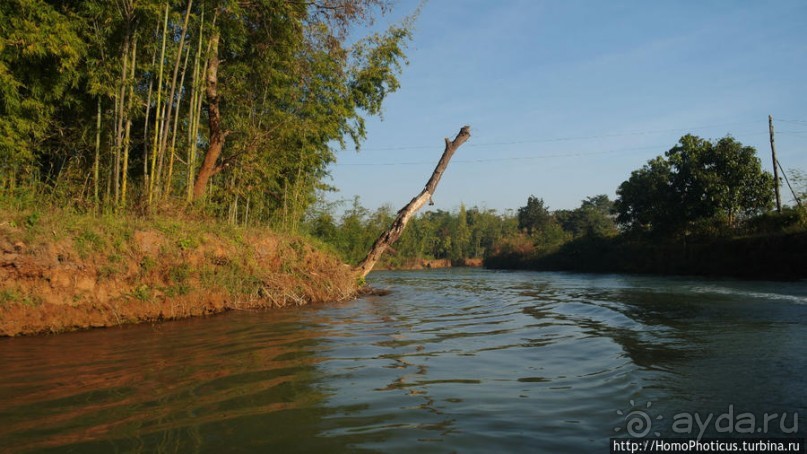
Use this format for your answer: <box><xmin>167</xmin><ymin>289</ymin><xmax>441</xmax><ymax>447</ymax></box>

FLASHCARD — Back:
<box><xmin>614</xmin><ymin>134</ymin><xmax>774</xmax><ymax>237</ymax></box>
<box><xmin>304</xmin><ymin>199</ymin><xmax>518</xmax><ymax>267</ymax></box>
<box><xmin>306</xmin><ymin>133</ymin><xmax>805</xmax><ymax>278</ymax></box>
<box><xmin>1</xmin><ymin>0</ymin><xmax>413</xmax><ymax>224</ymax></box>
<box><xmin>303</xmin><ymin>193</ymin><xmax>621</xmax><ymax>268</ymax></box>
<box><xmin>487</xmin><ymin>134</ymin><xmax>807</xmax><ymax>278</ymax></box>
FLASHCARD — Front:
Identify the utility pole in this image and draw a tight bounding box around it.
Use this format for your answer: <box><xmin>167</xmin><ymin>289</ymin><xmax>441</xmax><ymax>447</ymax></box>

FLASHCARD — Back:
<box><xmin>769</xmin><ymin>115</ymin><xmax>782</xmax><ymax>213</ymax></box>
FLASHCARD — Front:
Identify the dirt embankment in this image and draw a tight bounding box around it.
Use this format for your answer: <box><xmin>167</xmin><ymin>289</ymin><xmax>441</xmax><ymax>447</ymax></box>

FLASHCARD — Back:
<box><xmin>0</xmin><ymin>214</ymin><xmax>357</xmax><ymax>336</ymax></box>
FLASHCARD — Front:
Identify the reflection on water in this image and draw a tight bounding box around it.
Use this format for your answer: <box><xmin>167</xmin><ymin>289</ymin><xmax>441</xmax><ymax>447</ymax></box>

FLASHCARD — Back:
<box><xmin>0</xmin><ymin>269</ymin><xmax>805</xmax><ymax>452</ymax></box>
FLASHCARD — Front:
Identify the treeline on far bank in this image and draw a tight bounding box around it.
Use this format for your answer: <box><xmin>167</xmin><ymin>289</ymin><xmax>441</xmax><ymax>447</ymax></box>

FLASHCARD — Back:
<box><xmin>301</xmin><ymin>192</ymin><xmax>627</xmax><ymax>270</ymax></box>
<box><xmin>487</xmin><ymin>134</ymin><xmax>807</xmax><ymax>279</ymax></box>
<box><xmin>485</xmin><ymin>213</ymin><xmax>807</xmax><ymax>280</ymax></box>
<box><xmin>304</xmin><ymin>198</ymin><xmax>519</xmax><ymax>268</ymax></box>
<box><xmin>311</xmin><ymin>133</ymin><xmax>807</xmax><ymax>279</ymax></box>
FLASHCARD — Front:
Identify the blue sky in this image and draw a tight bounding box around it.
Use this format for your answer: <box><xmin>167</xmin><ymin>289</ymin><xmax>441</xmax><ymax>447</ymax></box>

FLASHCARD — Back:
<box><xmin>326</xmin><ymin>0</ymin><xmax>807</xmax><ymax>214</ymax></box>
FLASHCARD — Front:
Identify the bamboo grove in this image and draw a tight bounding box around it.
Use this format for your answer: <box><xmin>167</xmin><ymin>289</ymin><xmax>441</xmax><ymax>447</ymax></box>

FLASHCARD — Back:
<box><xmin>0</xmin><ymin>0</ymin><xmax>413</xmax><ymax>224</ymax></box>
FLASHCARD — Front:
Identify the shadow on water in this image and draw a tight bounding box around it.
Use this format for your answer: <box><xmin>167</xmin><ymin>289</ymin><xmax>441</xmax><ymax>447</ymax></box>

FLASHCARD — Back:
<box><xmin>0</xmin><ymin>312</ymin><xmax>388</xmax><ymax>453</ymax></box>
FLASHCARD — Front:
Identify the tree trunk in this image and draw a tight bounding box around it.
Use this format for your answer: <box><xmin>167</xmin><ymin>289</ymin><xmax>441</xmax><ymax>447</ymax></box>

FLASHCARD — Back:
<box><xmin>93</xmin><ymin>97</ymin><xmax>101</xmax><ymax>208</ymax></box>
<box><xmin>148</xmin><ymin>3</ymin><xmax>170</xmax><ymax>206</ymax></box>
<box><xmin>113</xmin><ymin>29</ymin><xmax>131</xmax><ymax>207</ymax></box>
<box><xmin>192</xmin><ymin>28</ymin><xmax>223</xmax><ymax>201</ymax></box>
<box><xmin>157</xmin><ymin>0</ymin><xmax>193</xmax><ymax>199</ymax></box>
<box><xmin>186</xmin><ymin>11</ymin><xmax>205</xmax><ymax>202</ymax></box>
<box><xmin>164</xmin><ymin>44</ymin><xmax>191</xmax><ymax>199</ymax></box>
<box><xmin>121</xmin><ymin>33</ymin><xmax>138</xmax><ymax>208</ymax></box>
<box><xmin>355</xmin><ymin>126</ymin><xmax>471</xmax><ymax>279</ymax></box>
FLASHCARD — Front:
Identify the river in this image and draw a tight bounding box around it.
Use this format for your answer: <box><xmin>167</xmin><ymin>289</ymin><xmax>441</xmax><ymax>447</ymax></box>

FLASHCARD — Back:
<box><xmin>1</xmin><ymin>269</ymin><xmax>805</xmax><ymax>452</ymax></box>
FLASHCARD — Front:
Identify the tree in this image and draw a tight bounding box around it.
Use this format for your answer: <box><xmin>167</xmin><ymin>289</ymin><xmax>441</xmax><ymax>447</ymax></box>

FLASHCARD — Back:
<box><xmin>0</xmin><ymin>0</ymin><xmax>85</xmax><ymax>191</ymax></box>
<box><xmin>517</xmin><ymin>196</ymin><xmax>552</xmax><ymax>236</ymax></box>
<box><xmin>557</xmin><ymin>195</ymin><xmax>617</xmax><ymax>238</ymax></box>
<box><xmin>0</xmin><ymin>0</ymin><xmax>414</xmax><ymax>225</ymax></box>
<box><xmin>450</xmin><ymin>203</ymin><xmax>471</xmax><ymax>260</ymax></box>
<box><xmin>615</xmin><ymin>134</ymin><xmax>774</xmax><ymax>236</ymax></box>
<box><xmin>709</xmin><ymin>136</ymin><xmax>776</xmax><ymax>225</ymax></box>
<box><xmin>190</xmin><ymin>0</ymin><xmax>414</xmax><ymax>225</ymax></box>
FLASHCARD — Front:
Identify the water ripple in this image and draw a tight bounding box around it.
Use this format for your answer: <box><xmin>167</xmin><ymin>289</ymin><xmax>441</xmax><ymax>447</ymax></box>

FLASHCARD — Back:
<box><xmin>0</xmin><ymin>269</ymin><xmax>805</xmax><ymax>452</ymax></box>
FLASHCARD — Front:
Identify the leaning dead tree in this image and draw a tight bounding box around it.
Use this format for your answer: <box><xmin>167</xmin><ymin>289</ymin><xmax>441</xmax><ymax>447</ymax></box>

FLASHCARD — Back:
<box><xmin>355</xmin><ymin>125</ymin><xmax>471</xmax><ymax>279</ymax></box>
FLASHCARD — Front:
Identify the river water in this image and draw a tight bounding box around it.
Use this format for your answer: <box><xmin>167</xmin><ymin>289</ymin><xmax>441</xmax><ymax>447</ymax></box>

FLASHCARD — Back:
<box><xmin>1</xmin><ymin>269</ymin><xmax>805</xmax><ymax>453</ymax></box>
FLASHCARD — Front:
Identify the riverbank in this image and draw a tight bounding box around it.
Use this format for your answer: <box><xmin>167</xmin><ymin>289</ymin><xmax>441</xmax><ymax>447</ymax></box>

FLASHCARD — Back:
<box><xmin>485</xmin><ymin>232</ymin><xmax>807</xmax><ymax>280</ymax></box>
<box><xmin>375</xmin><ymin>257</ymin><xmax>484</xmax><ymax>271</ymax></box>
<box><xmin>0</xmin><ymin>208</ymin><xmax>358</xmax><ymax>336</ymax></box>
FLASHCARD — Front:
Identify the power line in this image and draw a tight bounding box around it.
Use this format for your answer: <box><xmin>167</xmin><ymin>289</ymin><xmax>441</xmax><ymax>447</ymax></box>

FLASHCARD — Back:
<box><xmin>336</xmin><ymin>145</ymin><xmax>662</xmax><ymax>166</ymax></box>
<box><xmin>335</xmin><ymin>130</ymin><xmax>782</xmax><ymax>167</ymax></box>
<box><xmin>333</xmin><ymin>119</ymin><xmax>807</xmax><ymax>167</ymax></box>
<box><xmin>358</xmin><ymin>120</ymin><xmax>761</xmax><ymax>152</ymax></box>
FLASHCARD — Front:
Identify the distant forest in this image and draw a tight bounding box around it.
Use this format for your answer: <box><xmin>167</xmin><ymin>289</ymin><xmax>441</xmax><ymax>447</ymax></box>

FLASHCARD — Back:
<box><xmin>308</xmin><ymin>134</ymin><xmax>806</xmax><ymax>278</ymax></box>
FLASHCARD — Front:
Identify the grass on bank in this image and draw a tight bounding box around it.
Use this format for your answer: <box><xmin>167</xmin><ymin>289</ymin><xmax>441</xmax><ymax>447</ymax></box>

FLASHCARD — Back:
<box><xmin>0</xmin><ymin>199</ymin><xmax>358</xmax><ymax>335</ymax></box>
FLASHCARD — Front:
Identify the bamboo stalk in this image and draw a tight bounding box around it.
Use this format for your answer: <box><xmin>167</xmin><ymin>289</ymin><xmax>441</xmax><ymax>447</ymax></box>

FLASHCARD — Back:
<box><xmin>121</xmin><ymin>33</ymin><xmax>138</xmax><ymax>208</ymax></box>
<box><xmin>114</xmin><ymin>30</ymin><xmax>131</xmax><ymax>207</ymax></box>
<box><xmin>157</xmin><ymin>0</ymin><xmax>193</xmax><ymax>199</ymax></box>
<box><xmin>143</xmin><ymin>77</ymin><xmax>153</xmax><ymax>193</ymax></box>
<box><xmin>149</xmin><ymin>3</ymin><xmax>170</xmax><ymax>206</ymax></box>
<box><xmin>187</xmin><ymin>10</ymin><xmax>205</xmax><ymax>202</ymax></box>
<box><xmin>165</xmin><ymin>44</ymin><xmax>192</xmax><ymax>199</ymax></box>
<box><xmin>94</xmin><ymin>98</ymin><xmax>101</xmax><ymax>208</ymax></box>
<box><xmin>142</xmin><ymin>21</ymin><xmax>159</xmax><ymax>202</ymax></box>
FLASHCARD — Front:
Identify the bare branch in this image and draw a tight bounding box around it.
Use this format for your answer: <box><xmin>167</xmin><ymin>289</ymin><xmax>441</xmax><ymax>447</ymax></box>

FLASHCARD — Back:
<box><xmin>354</xmin><ymin>126</ymin><xmax>471</xmax><ymax>278</ymax></box>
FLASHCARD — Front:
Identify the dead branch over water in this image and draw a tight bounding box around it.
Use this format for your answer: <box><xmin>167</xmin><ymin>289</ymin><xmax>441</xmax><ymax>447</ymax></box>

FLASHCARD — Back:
<box><xmin>355</xmin><ymin>125</ymin><xmax>471</xmax><ymax>278</ymax></box>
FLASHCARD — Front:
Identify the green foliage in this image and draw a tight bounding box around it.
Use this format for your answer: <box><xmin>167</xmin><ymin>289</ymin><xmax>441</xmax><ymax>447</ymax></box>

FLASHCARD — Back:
<box><xmin>140</xmin><ymin>256</ymin><xmax>157</xmax><ymax>273</ymax></box>
<box><xmin>349</xmin><ymin>21</ymin><xmax>412</xmax><ymax>119</ymax></box>
<box><xmin>304</xmin><ymin>199</ymin><xmax>519</xmax><ymax>266</ymax></box>
<box><xmin>488</xmin><ymin>136</ymin><xmax>797</xmax><ymax>279</ymax></box>
<box><xmin>177</xmin><ymin>237</ymin><xmax>197</xmax><ymax>251</ymax></box>
<box><xmin>0</xmin><ymin>286</ymin><xmax>42</xmax><ymax>307</ymax></box>
<box><xmin>744</xmin><ymin>206</ymin><xmax>807</xmax><ymax>234</ymax></box>
<box><xmin>165</xmin><ymin>262</ymin><xmax>192</xmax><ymax>297</ymax></box>
<box><xmin>98</xmin><ymin>264</ymin><xmax>120</xmax><ymax>280</ymax></box>
<box><xmin>0</xmin><ymin>0</ymin><xmax>414</xmax><ymax>225</ymax></box>
<box><xmin>131</xmin><ymin>284</ymin><xmax>152</xmax><ymax>302</ymax></box>
<box><xmin>0</xmin><ymin>0</ymin><xmax>85</xmax><ymax>191</ymax></box>
<box><xmin>555</xmin><ymin>195</ymin><xmax>617</xmax><ymax>239</ymax></box>
<box><xmin>517</xmin><ymin>196</ymin><xmax>552</xmax><ymax>236</ymax></box>
<box><xmin>615</xmin><ymin>134</ymin><xmax>774</xmax><ymax>237</ymax></box>
<box><xmin>74</xmin><ymin>230</ymin><xmax>103</xmax><ymax>259</ymax></box>
<box><xmin>193</xmin><ymin>1</ymin><xmax>415</xmax><ymax>223</ymax></box>
<box><xmin>0</xmin><ymin>289</ymin><xmax>21</xmax><ymax>305</ymax></box>
<box><xmin>24</xmin><ymin>211</ymin><xmax>40</xmax><ymax>229</ymax></box>
<box><xmin>168</xmin><ymin>263</ymin><xmax>191</xmax><ymax>283</ymax></box>
<box><xmin>451</xmin><ymin>204</ymin><xmax>471</xmax><ymax>260</ymax></box>
<box><xmin>200</xmin><ymin>261</ymin><xmax>263</xmax><ymax>297</ymax></box>
<box><xmin>505</xmin><ymin>194</ymin><xmax>617</xmax><ymax>256</ymax></box>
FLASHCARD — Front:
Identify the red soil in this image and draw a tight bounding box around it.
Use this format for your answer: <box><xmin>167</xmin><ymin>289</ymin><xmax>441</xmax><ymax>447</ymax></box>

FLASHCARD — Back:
<box><xmin>0</xmin><ymin>224</ymin><xmax>357</xmax><ymax>337</ymax></box>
